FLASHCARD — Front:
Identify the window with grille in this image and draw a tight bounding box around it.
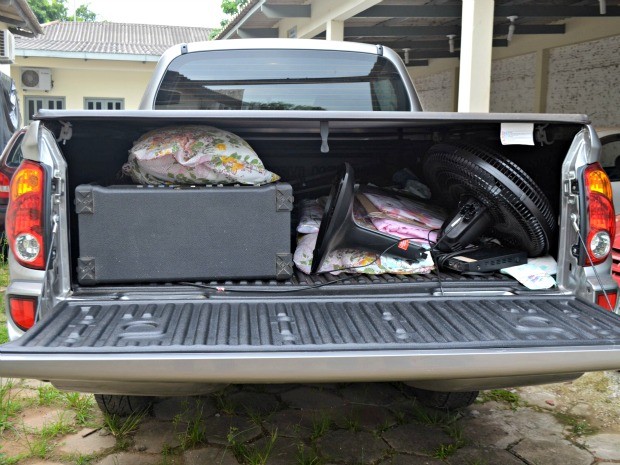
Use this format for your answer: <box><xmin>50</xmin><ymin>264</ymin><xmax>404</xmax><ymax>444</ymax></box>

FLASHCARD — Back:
<box><xmin>24</xmin><ymin>96</ymin><xmax>65</xmax><ymax>123</ymax></box>
<box><xmin>84</xmin><ymin>98</ymin><xmax>124</xmax><ymax>110</ymax></box>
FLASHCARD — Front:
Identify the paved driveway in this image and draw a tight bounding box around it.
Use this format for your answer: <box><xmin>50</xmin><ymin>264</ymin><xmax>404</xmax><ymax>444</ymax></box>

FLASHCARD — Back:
<box><xmin>1</xmin><ymin>373</ymin><xmax>619</xmax><ymax>465</ymax></box>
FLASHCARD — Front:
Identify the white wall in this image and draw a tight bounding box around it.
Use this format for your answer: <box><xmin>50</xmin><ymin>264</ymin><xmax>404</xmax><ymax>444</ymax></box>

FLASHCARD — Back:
<box><xmin>490</xmin><ymin>53</ymin><xmax>537</xmax><ymax>114</ymax></box>
<box><xmin>546</xmin><ymin>35</ymin><xmax>620</xmax><ymax>127</ymax></box>
<box><xmin>413</xmin><ymin>70</ymin><xmax>456</xmax><ymax>112</ymax></box>
<box><xmin>407</xmin><ymin>17</ymin><xmax>620</xmax><ymax>125</ymax></box>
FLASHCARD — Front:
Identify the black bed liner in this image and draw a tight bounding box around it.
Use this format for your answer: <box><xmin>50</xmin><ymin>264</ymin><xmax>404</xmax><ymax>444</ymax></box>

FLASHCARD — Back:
<box><xmin>73</xmin><ymin>269</ymin><xmax>517</xmax><ymax>294</ymax></box>
<box><xmin>5</xmin><ymin>295</ymin><xmax>620</xmax><ymax>354</ymax></box>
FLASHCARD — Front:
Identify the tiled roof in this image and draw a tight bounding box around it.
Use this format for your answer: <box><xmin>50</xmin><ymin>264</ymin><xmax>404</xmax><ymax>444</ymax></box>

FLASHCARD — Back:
<box><xmin>15</xmin><ymin>21</ymin><xmax>212</xmax><ymax>56</ymax></box>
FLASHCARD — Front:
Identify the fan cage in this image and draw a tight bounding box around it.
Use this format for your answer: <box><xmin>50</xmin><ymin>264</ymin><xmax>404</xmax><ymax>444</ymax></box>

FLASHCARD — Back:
<box><xmin>423</xmin><ymin>143</ymin><xmax>556</xmax><ymax>257</ymax></box>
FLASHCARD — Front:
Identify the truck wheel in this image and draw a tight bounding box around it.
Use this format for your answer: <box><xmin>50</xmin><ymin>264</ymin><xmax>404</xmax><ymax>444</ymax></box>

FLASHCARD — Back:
<box><xmin>94</xmin><ymin>394</ymin><xmax>153</xmax><ymax>416</ymax></box>
<box><xmin>411</xmin><ymin>388</ymin><xmax>479</xmax><ymax>410</ymax></box>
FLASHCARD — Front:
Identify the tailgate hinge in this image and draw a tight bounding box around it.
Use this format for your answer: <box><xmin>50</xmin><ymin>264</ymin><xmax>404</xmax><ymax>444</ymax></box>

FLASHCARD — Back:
<box><xmin>563</xmin><ymin>171</ymin><xmax>578</xmax><ymax>204</ymax></box>
<box><xmin>56</xmin><ymin>121</ymin><xmax>72</xmax><ymax>145</ymax></box>
<box><xmin>51</xmin><ymin>170</ymin><xmax>65</xmax><ymax>203</ymax></box>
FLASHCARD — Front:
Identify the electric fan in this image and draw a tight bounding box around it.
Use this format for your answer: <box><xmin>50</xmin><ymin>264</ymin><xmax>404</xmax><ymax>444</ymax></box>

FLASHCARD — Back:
<box><xmin>423</xmin><ymin>143</ymin><xmax>556</xmax><ymax>257</ymax></box>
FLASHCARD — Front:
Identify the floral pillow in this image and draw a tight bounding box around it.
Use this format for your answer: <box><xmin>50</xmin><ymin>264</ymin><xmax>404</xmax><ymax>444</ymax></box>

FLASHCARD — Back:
<box><xmin>122</xmin><ymin>125</ymin><xmax>280</xmax><ymax>185</ymax></box>
<box><xmin>294</xmin><ymin>233</ymin><xmax>434</xmax><ymax>275</ymax></box>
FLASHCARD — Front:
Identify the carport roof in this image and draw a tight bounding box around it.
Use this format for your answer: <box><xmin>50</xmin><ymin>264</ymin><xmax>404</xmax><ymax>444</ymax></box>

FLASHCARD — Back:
<box><xmin>0</xmin><ymin>0</ymin><xmax>42</xmax><ymax>36</ymax></box>
<box><xmin>216</xmin><ymin>0</ymin><xmax>620</xmax><ymax>66</ymax></box>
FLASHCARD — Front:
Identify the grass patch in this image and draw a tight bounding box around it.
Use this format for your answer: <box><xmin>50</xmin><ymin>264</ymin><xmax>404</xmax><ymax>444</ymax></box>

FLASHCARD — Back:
<box><xmin>0</xmin><ymin>379</ymin><xmax>22</xmax><ymax>435</ymax></box>
<box><xmin>0</xmin><ymin>297</ymin><xmax>9</xmax><ymax>345</ymax></box>
<box><xmin>227</xmin><ymin>427</ymin><xmax>277</xmax><ymax>465</ymax></box>
<box><xmin>555</xmin><ymin>412</ymin><xmax>598</xmax><ymax>437</ymax></box>
<box><xmin>0</xmin><ymin>450</ymin><xmax>23</xmax><ymax>465</ymax></box>
<box><xmin>37</xmin><ymin>385</ymin><xmax>64</xmax><ymax>407</ymax></box>
<box><xmin>296</xmin><ymin>443</ymin><xmax>321</xmax><ymax>465</ymax></box>
<box><xmin>212</xmin><ymin>391</ymin><xmax>237</xmax><ymax>415</ymax></box>
<box><xmin>478</xmin><ymin>389</ymin><xmax>521</xmax><ymax>410</ymax></box>
<box><xmin>433</xmin><ymin>442</ymin><xmax>460</xmax><ymax>459</ymax></box>
<box><xmin>23</xmin><ymin>434</ymin><xmax>54</xmax><ymax>459</ymax></box>
<box><xmin>63</xmin><ymin>393</ymin><xmax>95</xmax><ymax>426</ymax></box>
<box><xmin>174</xmin><ymin>399</ymin><xmax>207</xmax><ymax>449</ymax></box>
<box><xmin>38</xmin><ymin>412</ymin><xmax>75</xmax><ymax>438</ymax></box>
<box><xmin>310</xmin><ymin>412</ymin><xmax>333</xmax><ymax>441</ymax></box>
<box><xmin>72</xmin><ymin>454</ymin><xmax>96</xmax><ymax>465</ymax></box>
<box><xmin>409</xmin><ymin>401</ymin><xmax>460</xmax><ymax>427</ymax></box>
<box><xmin>103</xmin><ymin>409</ymin><xmax>146</xmax><ymax>449</ymax></box>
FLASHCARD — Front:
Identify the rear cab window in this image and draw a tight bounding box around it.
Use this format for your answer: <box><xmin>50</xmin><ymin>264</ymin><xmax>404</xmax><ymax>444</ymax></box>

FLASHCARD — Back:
<box><xmin>600</xmin><ymin>134</ymin><xmax>620</xmax><ymax>182</ymax></box>
<box><xmin>4</xmin><ymin>132</ymin><xmax>25</xmax><ymax>168</ymax></box>
<box><xmin>154</xmin><ymin>49</ymin><xmax>411</xmax><ymax>111</ymax></box>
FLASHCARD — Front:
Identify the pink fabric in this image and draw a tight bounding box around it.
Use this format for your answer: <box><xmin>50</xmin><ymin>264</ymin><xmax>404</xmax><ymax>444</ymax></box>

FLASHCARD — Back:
<box><xmin>370</xmin><ymin>217</ymin><xmax>439</xmax><ymax>243</ymax></box>
<box><xmin>362</xmin><ymin>192</ymin><xmax>445</xmax><ymax>246</ymax></box>
<box><xmin>363</xmin><ymin>192</ymin><xmax>445</xmax><ymax>229</ymax></box>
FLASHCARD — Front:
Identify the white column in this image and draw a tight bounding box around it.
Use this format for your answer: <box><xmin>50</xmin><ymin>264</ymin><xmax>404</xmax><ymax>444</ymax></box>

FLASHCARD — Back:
<box><xmin>326</xmin><ymin>20</ymin><xmax>344</xmax><ymax>41</ymax></box>
<box><xmin>458</xmin><ymin>0</ymin><xmax>495</xmax><ymax>112</ymax></box>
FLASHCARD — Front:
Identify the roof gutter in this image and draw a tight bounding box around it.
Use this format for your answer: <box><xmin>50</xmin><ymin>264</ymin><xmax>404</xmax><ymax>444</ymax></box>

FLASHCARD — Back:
<box><xmin>16</xmin><ymin>49</ymin><xmax>160</xmax><ymax>62</ymax></box>
<box><xmin>219</xmin><ymin>0</ymin><xmax>265</xmax><ymax>40</ymax></box>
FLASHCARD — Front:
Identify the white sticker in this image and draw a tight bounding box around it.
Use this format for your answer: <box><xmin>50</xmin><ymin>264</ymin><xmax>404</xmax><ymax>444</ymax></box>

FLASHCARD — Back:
<box><xmin>500</xmin><ymin>122</ymin><xmax>535</xmax><ymax>146</ymax></box>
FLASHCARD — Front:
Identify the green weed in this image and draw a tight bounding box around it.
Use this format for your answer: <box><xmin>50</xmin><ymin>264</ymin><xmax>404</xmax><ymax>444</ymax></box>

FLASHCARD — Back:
<box><xmin>175</xmin><ymin>400</ymin><xmax>206</xmax><ymax>449</ymax></box>
<box><xmin>227</xmin><ymin>427</ymin><xmax>277</xmax><ymax>465</ymax></box>
<box><xmin>23</xmin><ymin>434</ymin><xmax>53</xmax><ymax>459</ymax></box>
<box><xmin>212</xmin><ymin>391</ymin><xmax>237</xmax><ymax>415</ymax></box>
<box><xmin>38</xmin><ymin>412</ymin><xmax>75</xmax><ymax>437</ymax></box>
<box><xmin>296</xmin><ymin>442</ymin><xmax>321</xmax><ymax>465</ymax></box>
<box><xmin>310</xmin><ymin>412</ymin><xmax>333</xmax><ymax>441</ymax></box>
<box><xmin>478</xmin><ymin>389</ymin><xmax>521</xmax><ymax>410</ymax></box>
<box><xmin>343</xmin><ymin>415</ymin><xmax>362</xmax><ymax>432</ymax></box>
<box><xmin>433</xmin><ymin>442</ymin><xmax>459</xmax><ymax>459</ymax></box>
<box><xmin>64</xmin><ymin>393</ymin><xmax>95</xmax><ymax>425</ymax></box>
<box><xmin>0</xmin><ymin>308</ymin><xmax>9</xmax><ymax>346</ymax></box>
<box><xmin>0</xmin><ymin>451</ymin><xmax>23</xmax><ymax>465</ymax></box>
<box><xmin>392</xmin><ymin>410</ymin><xmax>407</xmax><ymax>426</ymax></box>
<box><xmin>37</xmin><ymin>385</ymin><xmax>64</xmax><ymax>406</ymax></box>
<box><xmin>72</xmin><ymin>454</ymin><xmax>95</xmax><ymax>465</ymax></box>
<box><xmin>103</xmin><ymin>409</ymin><xmax>146</xmax><ymax>449</ymax></box>
<box><xmin>409</xmin><ymin>401</ymin><xmax>459</xmax><ymax>427</ymax></box>
<box><xmin>0</xmin><ymin>380</ymin><xmax>21</xmax><ymax>434</ymax></box>
<box><xmin>554</xmin><ymin>412</ymin><xmax>598</xmax><ymax>437</ymax></box>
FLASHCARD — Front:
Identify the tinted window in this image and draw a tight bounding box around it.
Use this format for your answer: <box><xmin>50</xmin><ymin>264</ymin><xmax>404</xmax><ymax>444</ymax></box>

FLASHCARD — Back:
<box><xmin>600</xmin><ymin>135</ymin><xmax>620</xmax><ymax>181</ymax></box>
<box><xmin>6</xmin><ymin>133</ymin><xmax>24</xmax><ymax>168</ymax></box>
<box><xmin>155</xmin><ymin>49</ymin><xmax>411</xmax><ymax>111</ymax></box>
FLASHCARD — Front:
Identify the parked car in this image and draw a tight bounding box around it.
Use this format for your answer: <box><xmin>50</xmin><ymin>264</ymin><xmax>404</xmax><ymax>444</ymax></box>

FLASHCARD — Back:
<box><xmin>0</xmin><ymin>128</ymin><xmax>26</xmax><ymax>233</ymax></box>
<box><xmin>599</xmin><ymin>127</ymin><xmax>620</xmax><ymax>285</ymax></box>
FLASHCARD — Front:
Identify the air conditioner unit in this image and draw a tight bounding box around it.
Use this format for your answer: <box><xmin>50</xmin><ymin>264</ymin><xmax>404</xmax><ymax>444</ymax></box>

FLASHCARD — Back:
<box><xmin>0</xmin><ymin>30</ymin><xmax>15</xmax><ymax>64</ymax></box>
<box><xmin>21</xmin><ymin>67</ymin><xmax>53</xmax><ymax>91</ymax></box>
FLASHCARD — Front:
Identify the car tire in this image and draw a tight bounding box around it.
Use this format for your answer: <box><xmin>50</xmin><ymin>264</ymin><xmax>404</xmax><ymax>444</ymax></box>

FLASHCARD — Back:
<box><xmin>94</xmin><ymin>394</ymin><xmax>153</xmax><ymax>417</ymax></box>
<box><xmin>411</xmin><ymin>388</ymin><xmax>479</xmax><ymax>410</ymax></box>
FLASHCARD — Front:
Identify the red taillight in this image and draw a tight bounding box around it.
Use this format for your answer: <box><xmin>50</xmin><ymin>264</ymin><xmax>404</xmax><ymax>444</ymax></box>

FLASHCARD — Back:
<box><xmin>583</xmin><ymin>163</ymin><xmax>615</xmax><ymax>266</ymax></box>
<box><xmin>0</xmin><ymin>172</ymin><xmax>10</xmax><ymax>199</ymax></box>
<box><xmin>9</xmin><ymin>296</ymin><xmax>38</xmax><ymax>330</ymax></box>
<box><xmin>596</xmin><ymin>291</ymin><xmax>617</xmax><ymax>311</ymax></box>
<box><xmin>6</xmin><ymin>160</ymin><xmax>46</xmax><ymax>269</ymax></box>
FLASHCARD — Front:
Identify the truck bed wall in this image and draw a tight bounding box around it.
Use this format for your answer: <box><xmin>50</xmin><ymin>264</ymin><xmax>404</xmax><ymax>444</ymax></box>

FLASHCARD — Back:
<box><xmin>41</xmin><ymin>118</ymin><xmax>582</xmax><ymax>286</ymax></box>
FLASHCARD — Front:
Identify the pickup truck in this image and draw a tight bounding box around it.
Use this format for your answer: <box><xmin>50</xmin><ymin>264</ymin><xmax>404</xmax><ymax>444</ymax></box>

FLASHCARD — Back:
<box><xmin>2</xmin><ymin>39</ymin><xmax>620</xmax><ymax>416</ymax></box>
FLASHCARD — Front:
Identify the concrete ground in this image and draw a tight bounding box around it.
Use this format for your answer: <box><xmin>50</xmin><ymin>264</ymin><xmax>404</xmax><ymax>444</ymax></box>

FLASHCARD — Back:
<box><xmin>1</xmin><ymin>372</ymin><xmax>620</xmax><ymax>465</ymax></box>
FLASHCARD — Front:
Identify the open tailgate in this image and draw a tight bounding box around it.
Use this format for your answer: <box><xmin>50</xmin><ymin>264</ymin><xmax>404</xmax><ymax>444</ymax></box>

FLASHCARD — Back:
<box><xmin>1</xmin><ymin>295</ymin><xmax>620</xmax><ymax>384</ymax></box>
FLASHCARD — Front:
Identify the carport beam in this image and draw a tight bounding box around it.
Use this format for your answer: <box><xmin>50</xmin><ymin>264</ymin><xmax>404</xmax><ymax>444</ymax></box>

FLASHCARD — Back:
<box><xmin>458</xmin><ymin>0</ymin><xmax>495</xmax><ymax>112</ymax></box>
<box><xmin>326</xmin><ymin>20</ymin><xmax>344</xmax><ymax>41</ymax></box>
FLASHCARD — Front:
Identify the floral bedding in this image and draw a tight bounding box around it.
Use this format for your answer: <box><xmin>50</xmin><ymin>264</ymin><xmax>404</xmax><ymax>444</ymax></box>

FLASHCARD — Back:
<box><xmin>294</xmin><ymin>193</ymin><xmax>438</xmax><ymax>275</ymax></box>
<box><xmin>122</xmin><ymin>125</ymin><xmax>280</xmax><ymax>185</ymax></box>
<box><xmin>294</xmin><ymin>232</ymin><xmax>434</xmax><ymax>275</ymax></box>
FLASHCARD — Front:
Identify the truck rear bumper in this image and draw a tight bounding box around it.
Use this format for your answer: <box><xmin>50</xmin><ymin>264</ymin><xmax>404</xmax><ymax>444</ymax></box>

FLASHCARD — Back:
<box><xmin>0</xmin><ymin>347</ymin><xmax>614</xmax><ymax>393</ymax></box>
<box><xmin>2</xmin><ymin>294</ymin><xmax>620</xmax><ymax>394</ymax></box>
